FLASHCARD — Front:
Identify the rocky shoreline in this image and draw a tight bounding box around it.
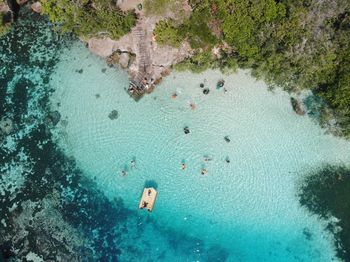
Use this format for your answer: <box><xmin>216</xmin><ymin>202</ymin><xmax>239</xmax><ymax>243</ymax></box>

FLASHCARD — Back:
<box><xmin>86</xmin><ymin>0</ymin><xmax>193</xmax><ymax>97</ymax></box>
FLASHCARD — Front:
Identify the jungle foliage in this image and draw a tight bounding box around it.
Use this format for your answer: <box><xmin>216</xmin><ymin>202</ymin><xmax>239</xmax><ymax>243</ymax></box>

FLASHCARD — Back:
<box><xmin>155</xmin><ymin>0</ymin><xmax>350</xmax><ymax>137</ymax></box>
<box><xmin>41</xmin><ymin>0</ymin><xmax>136</xmax><ymax>39</ymax></box>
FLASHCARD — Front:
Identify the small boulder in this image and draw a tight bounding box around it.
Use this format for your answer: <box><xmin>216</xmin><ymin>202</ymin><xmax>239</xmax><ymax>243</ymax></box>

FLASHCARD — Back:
<box><xmin>291</xmin><ymin>97</ymin><xmax>305</xmax><ymax>116</ymax></box>
<box><xmin>108</xmin><ymin>110</ymin><xmax>119</xmax><ymax>120</ymax></box>
<box><xmin>31</xmin><ymin>2</ymin><xmax>42</xmax><ymax>13</ymax></box>
<box><xmin>119</xmin><ymin>53</ymin><xmax>130</xmax><ymax>69</ymax></box>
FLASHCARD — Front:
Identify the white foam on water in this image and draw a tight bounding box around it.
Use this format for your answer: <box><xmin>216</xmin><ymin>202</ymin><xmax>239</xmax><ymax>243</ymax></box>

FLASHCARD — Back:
<box><xmin>50</xmin><ymin>42</ymin><xmax>350</xmax><ymax>261</ymax></box>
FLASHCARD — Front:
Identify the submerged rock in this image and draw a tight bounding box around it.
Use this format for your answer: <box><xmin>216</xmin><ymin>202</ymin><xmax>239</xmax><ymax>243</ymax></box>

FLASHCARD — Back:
<box><xmin>0</xmin><ymin>241</ymin><xmax>14</xmax><ymax>259</ymax></box>
<box><xmin>108</xmin><ymin>110</ymin><xmax>119</xmax><ymax>120</ymax></box>
<box><xmin>45</xmin><ymin>111</ymin><xmax>61</xmax><ymax>126</ymax></box>
<box><xmin>291</xmin><ymin>97</ymin><xmax>305</xmax><ymax>116</ymax></box>
<box><xmin>0</xmin><ymin>118</ymin><xmax>13</xmax><ymax>134</ymax></box>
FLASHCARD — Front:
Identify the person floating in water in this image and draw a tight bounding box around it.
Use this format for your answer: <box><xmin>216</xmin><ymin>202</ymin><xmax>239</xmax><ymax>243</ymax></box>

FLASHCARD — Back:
<box><xmin>225</xmin><ymin>156</ymin><xmax>230</xmax><ymax>163</ymax></box>
<box><xmin>184</xmin><ymin>126</ymin><xmax>190</xmax><ymax>134</ymax></box>
<box><xmin>190</xmin><ymin>103</ymin><xmax>196</xmax><ymax>111</ymax></box>
<box><xmin>181</xmin><ymin>163</ymin><xmax>187</xmax><ymax>170</ymax></box>
<box><xmin>216</xmin><ymin>79</ymin><xmax>225</xmax><ymax>89</ymax></box>
<box><xmin>171</xmin><ymin>92</ymin><xmax>177</xmax><ymax>99</ymax></box>
<box><xmin>121</xmin><ymin>170</ymin><xmax>127</xmax><ymax>176</ymax></box>
<box><xmin>131</xmin><ymin>159</ymin><xmax>136</xmax><ymax>168</ymax></box>
<box><xmin>204</xmin><ymin>156</ymin><xmax>212</xmax><ymax>162</ymax></box>
<box><xmin>201</xmin><ymin>168</ymin><xmax>208</xmax><ymax>175</ymax></box>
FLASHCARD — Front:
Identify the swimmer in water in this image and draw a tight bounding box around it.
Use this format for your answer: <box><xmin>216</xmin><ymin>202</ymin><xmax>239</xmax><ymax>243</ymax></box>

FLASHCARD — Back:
<box><xmin>121</xmin><ymin>170</ymin><xmax>127</xmax><ymax>176</ymax></box>
<box><xmin>190</xmin><ymin>103</ymin><xmax>196</xmax><ymax>110</ymax></box>
<box><xmin>204</xmin><ymin>156</ymin><xmax>212</xmax><ymax>162</ymax></box>
<box><xmin>131</xmin><ymin>159</ymin><xmax>136</xmax><ymax>168</ymax></box>
<box><xmin>181</xmin><ymin>163</ymin><xmax>187</xmax><ymax>170</ymax></box>
<box><xmin>201</xmin><ymin>168</ymin><xmax>208</xmax><ymax>175</ymax></box>
<box><xmin>171</xmin><ymin>93</ymin><xmax>177</xmax><ymax>99</ymax></box>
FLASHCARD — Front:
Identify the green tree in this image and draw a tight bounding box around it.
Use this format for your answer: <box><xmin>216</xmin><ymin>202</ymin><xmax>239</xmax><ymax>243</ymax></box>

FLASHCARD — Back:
<box><xmin>41</xmin><ymin>0</ymin><xmax>136</xmax><ymax>39</ymax></box>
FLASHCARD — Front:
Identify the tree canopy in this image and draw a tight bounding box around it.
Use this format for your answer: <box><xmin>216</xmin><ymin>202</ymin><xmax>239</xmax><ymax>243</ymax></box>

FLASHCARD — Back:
<box><xmin>155</xmin><ymin>0</ymin><xmax>350</xmax><ymax>137</ymax></box>
<box><xmin>41</xmin><ymin>0</ymin><xmax>136</xmax><ymax>39</ymax></box>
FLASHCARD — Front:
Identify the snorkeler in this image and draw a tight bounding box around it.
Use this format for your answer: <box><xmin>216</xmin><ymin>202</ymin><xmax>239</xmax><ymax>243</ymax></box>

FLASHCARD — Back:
<box><xmin>171</xmin><ymin>92</ymin><xmax>177</xmax><ymax>99</ymax></box>
<box><xmin>121</xmin><ymin>170</ymin><xmax>127</xmax><ymax>176</ymax></box>
<box><xmin>131</xmin><ymin>159</ymin><xmax>136</xmax><ymax>168</ymax></box>
<box><xmin>201</xmin><ymin>168</ymin><xmax>208</xmax><ymax>175</ymax></box>
<box><xmin>181</xmin><ymin>163</ymin><xmax>187</xmax><ymax>170</ymax></box>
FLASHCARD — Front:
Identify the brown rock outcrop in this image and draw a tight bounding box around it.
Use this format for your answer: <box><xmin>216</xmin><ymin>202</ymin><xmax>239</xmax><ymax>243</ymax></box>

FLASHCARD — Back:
<box><xmin>87</xmin><ymin>0</ymin><xmax>193</xmax><ymax>91</ymax></box>
<box><xmin>31</xmin><ymin>2</ymin><xmax>42</xmax><ymax>13</ymax></box>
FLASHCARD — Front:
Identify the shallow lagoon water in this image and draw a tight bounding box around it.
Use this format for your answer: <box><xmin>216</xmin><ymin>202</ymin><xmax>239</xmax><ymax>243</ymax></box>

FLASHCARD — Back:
<box><xmin>50</xmin><ymin>42</ymin><xmax>350</xmax><ymax>261</ymax></box>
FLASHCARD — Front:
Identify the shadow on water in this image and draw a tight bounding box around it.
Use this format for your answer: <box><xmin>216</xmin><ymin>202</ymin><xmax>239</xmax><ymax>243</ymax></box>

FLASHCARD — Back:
<box><xmin>144</xmin><ymin>179</ymin><xmax>158</xmax><ymax>189</ymax></box>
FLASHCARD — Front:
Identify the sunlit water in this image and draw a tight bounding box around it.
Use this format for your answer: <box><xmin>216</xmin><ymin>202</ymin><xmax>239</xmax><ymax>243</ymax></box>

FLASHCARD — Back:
<box><xmin>50</xmin><ymin>42</ymin><xmax>350</xmax><ymax>261</ymax></box>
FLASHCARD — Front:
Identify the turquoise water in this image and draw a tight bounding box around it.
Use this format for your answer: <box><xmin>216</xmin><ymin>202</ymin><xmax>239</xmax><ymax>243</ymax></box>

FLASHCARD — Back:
<box><xmin>50</xmin><ymin>42</ymin><xmax>350</xmax><ymax>261</ymax></box>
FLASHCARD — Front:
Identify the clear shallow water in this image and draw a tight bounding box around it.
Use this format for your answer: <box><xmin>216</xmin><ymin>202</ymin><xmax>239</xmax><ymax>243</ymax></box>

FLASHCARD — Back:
<box><xmin>50</xmin><ymin>42</ymin><xmax>350</xmax><ymax>261</ymax></box>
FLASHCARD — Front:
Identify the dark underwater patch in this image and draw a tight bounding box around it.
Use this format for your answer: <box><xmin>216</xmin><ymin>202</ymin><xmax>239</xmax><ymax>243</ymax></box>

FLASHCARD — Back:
<box><xmin>299</xmin><ymin>165</ymin><xmax>350</xmax><ymax>261</ymax></box>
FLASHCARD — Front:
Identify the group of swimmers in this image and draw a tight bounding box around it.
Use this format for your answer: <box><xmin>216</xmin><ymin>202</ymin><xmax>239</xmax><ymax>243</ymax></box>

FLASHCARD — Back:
<box><xmin>181</xmin><ymin>155</ymin><xmax>229</xmax><ymax>175</ymax></box>
<box><xmin>181</xmin><ymin>162</ymin><xmax>207</xmax><ymax>175</ymax></box>
<box><xmin>171</xmin><ymin>79</ymin><xmax>227</xmax><ymax>110</ymax></box>
<box><xmin>121</xmin><ymin>159</ymin><xmax>136</xmax><ymax>176</ymax></box>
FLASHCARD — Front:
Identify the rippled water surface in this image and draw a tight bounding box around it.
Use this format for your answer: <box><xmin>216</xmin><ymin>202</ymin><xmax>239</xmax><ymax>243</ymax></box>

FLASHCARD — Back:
<box><xmin>48</xmin><ymin>42</ymin><xmax>350</xmax><ymax>261</ymax></box>
<box><xmin>1</xmin><ymin>10</ymin><xmax>350</xmax><ymax>261</ymax></box>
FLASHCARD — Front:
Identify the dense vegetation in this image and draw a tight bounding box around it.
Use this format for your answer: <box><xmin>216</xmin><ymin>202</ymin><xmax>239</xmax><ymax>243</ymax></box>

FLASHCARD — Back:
<box><xmin>299</xmin><ymin>165</ymin><xmax>350</xmax><ymax>260</ymax></box>
<box><xmin>154</xmin><ymin>0</ymin><xmax>350</xmax><ymax>138</ymax></box>
<box><xmin>41</xmin><ymin>0</ymin><xmax>136</xmax><ymax>39</ymax></box>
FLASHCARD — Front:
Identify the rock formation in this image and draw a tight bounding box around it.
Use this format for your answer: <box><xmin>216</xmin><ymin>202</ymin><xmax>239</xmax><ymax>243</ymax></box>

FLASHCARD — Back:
<box><xmin>31</xmin><ymin>1</ymin><xmax>42</xmax><ymax>13</ymax></box>
<box><xmin>291</xmin><ymin>97</ymin><xmax>306</xmax><ymax>116</ymax></box>
<box><xmin>87</xmin><ymin>0</ymin><xmax>193</xmax><ymax>92</ymax></box>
